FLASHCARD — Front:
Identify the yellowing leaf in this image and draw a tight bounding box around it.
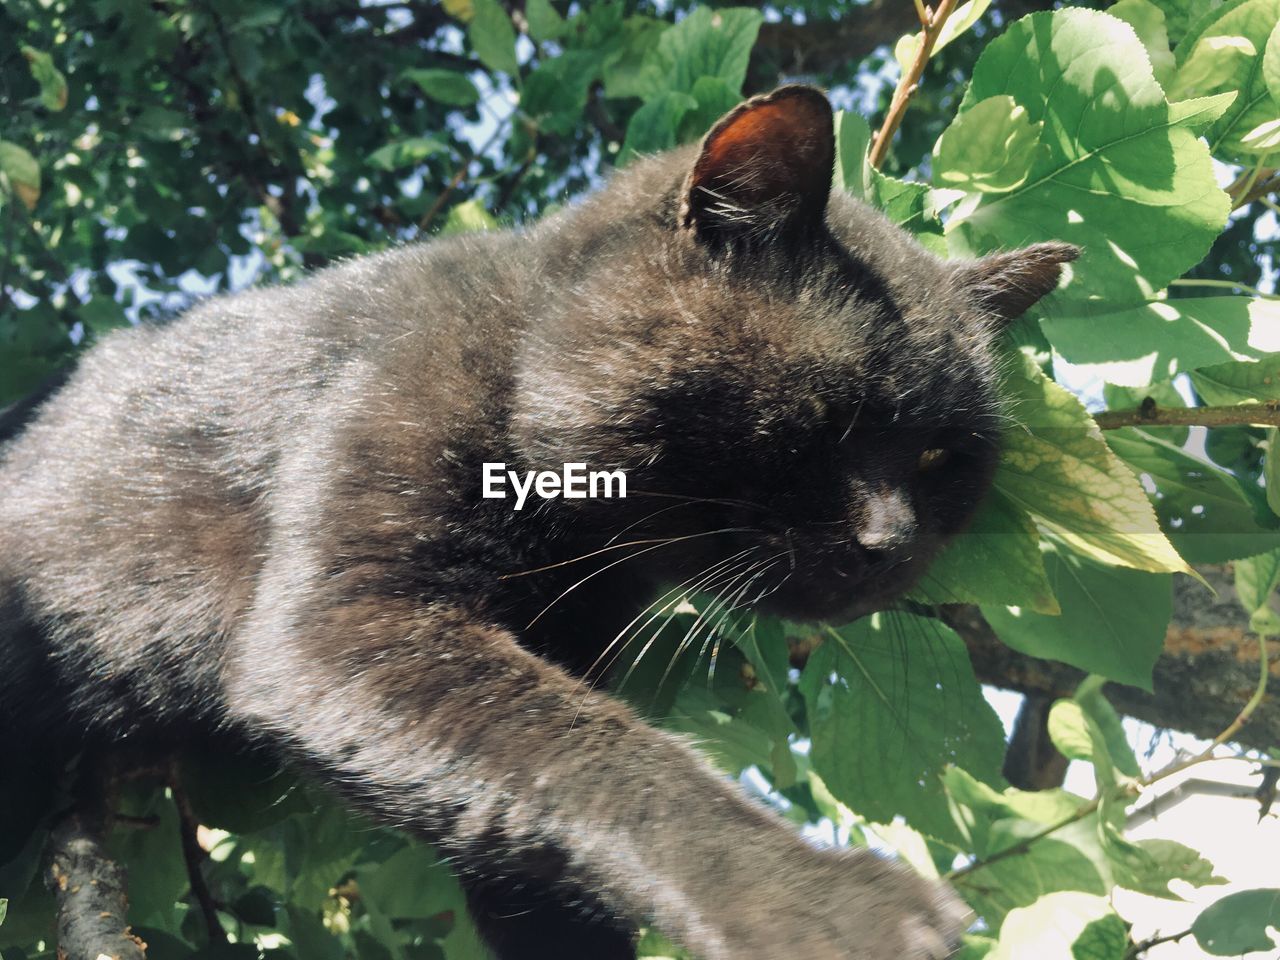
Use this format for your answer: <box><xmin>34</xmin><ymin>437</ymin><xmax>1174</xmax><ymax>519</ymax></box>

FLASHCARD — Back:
<box><xmin>995</xmin><ymin>355</ymin><xmax>1189</xmax><ymax>573</ymax></box>
<box><xmin>443</xmin><ymin>0</ymin><xmax>474</xmax><ymax>21</ymax></box>
<box><xmin>22</xmin><ymin>46</ymin><xmax>67</xmax><ymax>111</ymax></box>
<box><xmin>908</xmin><ymin>489</ymin><xmax>1059</xmax><ymax>614</ymax></box>
<box><xmin>0</xmin><ymin>141</ymin><xmax>40</xmax><ymax>210</ymax></box>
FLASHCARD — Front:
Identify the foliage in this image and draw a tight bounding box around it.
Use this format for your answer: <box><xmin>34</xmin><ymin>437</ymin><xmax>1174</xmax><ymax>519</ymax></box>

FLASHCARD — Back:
<box><xmin>3</xmin><ymin>1</ymin><xmax>1280</xmax><ymax>958</ymax></box>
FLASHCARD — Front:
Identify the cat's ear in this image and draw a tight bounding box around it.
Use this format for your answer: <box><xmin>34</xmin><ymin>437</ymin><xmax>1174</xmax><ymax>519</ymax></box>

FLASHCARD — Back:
<box><xmin>681</xmin><ymin>85</ymin><xmax>834</xmax><ymax>240</ymax></box>
<box><xmin>956</xmin><ymin>242</ymin><xmax>1080</xmax><ymax>324</ymax></box>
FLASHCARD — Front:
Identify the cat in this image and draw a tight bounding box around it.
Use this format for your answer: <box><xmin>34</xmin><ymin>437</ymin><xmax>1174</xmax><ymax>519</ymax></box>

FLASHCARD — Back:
<box><xmin>0</xmin><ymin>85</ymin><xmax>1076</xmax><ymax>959</ymax></box>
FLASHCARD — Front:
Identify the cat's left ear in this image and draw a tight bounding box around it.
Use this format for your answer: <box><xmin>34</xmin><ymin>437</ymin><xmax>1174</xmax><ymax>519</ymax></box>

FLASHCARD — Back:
<box><xmin>681</xmin><ymin>85</ymin><xmax>834</xmax><ymax>240</ymax></box>
<box><xmin>956</xmin><ymin>242</ymin><xmax>1080</xmax><ymax>325</ymax></box>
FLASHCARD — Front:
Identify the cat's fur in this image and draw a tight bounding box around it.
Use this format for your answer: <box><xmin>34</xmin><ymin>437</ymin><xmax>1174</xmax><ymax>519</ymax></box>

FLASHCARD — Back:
<box><xmin>0</xmin><ymin>87</ymin><xmax>1076</xmax><ymax>959</ymax></box>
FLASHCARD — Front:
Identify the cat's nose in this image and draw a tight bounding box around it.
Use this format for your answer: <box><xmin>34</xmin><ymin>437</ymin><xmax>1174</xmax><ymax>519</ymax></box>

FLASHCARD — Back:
<box><xmin>856</xmin><ymin>487</ymin><xmax>916</xmax><ymax>563</ymax></box>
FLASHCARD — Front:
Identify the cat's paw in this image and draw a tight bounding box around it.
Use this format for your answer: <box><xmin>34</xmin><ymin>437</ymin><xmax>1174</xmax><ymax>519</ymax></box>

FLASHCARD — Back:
<box><xmin>698</xmin><ymin>846</ymin><xmax>970</xmax><ymax>960</ymax></box>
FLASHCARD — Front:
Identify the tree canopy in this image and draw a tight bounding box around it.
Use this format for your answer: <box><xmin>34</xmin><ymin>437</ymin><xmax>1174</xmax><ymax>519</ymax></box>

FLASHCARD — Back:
<box><xmin>2</xmin><ymin>1</ymin><xmax>1280</xmax><ymax>958</ymax></box>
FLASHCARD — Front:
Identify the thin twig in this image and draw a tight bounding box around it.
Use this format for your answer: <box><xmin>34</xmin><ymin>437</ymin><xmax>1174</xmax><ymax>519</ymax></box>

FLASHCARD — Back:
<box><xmin>1168</xmin><ymin>277</ymin><xmax>1280</xmax><ymax>299</ymax></box>
<box><xmin>169</xmin><ymin>762</ymin><xmax>228</xmax><ymax>946</ymax></box>
<box><xmin>1094</xmin><ymin>402</ymin><xmax>1280</xmax><ymax>431</ymax></box>
<box><xmin>1124</xmin><ymin>927</ymin><xmax>1193</xmax><ymax>958</ymax></box>
<box><xmin>950</xmin><ymin>634</ymin><xmax>1270</xmax><ymax>883</ymax></box>
<box><xmin>1228</xmin><ymin>162</ymin><xmax>1277</xmax><ymax>210</ymax></box>
<box><xmin>868</xmin><ymin>0</ymin><xmax>959</xmax><ymax>169</ymax></box>
<box><xmin>417</xmin><ymin>111</ymin><xmax>513</xmax><ymax>234</ymax></box>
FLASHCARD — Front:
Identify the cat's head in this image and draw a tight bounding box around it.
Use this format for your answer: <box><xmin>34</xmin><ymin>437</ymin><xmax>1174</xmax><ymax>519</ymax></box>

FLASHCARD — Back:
<box><xmin>514</xmin><ymin>86</ymin><xmax>1077</xmax><ymax>624</ymax></box>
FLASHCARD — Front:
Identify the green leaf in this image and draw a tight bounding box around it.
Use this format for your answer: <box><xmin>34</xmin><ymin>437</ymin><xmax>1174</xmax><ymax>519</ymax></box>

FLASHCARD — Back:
<box><xmin>1110</xmin><ymin>0</ymin><xmax>1177</xmax><ymax>86</ymax></box>
<box><xmin>284</xmin><ymin>905</ymin><xmax>344</xmax><ymax>960</ymax></box>
<box><xmin>359</xmin><ymin>844</ymin><xmax>487</xmax><ymax>958</ymax></box>
<box><xmin>439</xmin><ymin>199</ymin><xmax>496</xmax><ymax>235</ymax></box>
<box><xmin>934</xmin><ymin>95</ymin><xmax>1048</xmax><ymax>193</ymax></box>
<box><xmin>945</xmin><ymin>766</ymin><xmax>1088</xmax><ymax>832</ymax></box>
<box><xmin>400</xmin><ymin>69</ymin><xmax>480</xmax><ymax>107</ymax></box>
<box><xmin>1117</xmin><ymin>837</ymin><xmax>1227</xmax><ymax>898</ymax></box>
<box><xmin>959</xmin><ymin>832</ymin><xmax>1110</xmax><ymax>929</ymax></box>
<box><xmin>909</xmin><ymin>489</ymin><xmax>1059</xmax><ymax>613</ymax></box>
<box><xmin>79</xmin><ymin>296</ymin><xmax>130</xmax><ymax>336</ymax></box>
<box><xmin>1171</xmin><ymin>0</ymin><xmax>1280</xmax><ymax>162</ymax></box>
<box><xmin>107</xmin><ymin>792</ymin><xmax>189</xmax><ymax>931</ymax></box>
<box><xmin>1267</xmin><ymin>427</ymin><xmax>1280</xmax><ymax>518</ymax></box>
<box><xmin>1106</xmin><ymin>427</ymin><xmax>1280</xmax><ymax>563</ymax></box>
<box><xmin>948</xmin><ymin>9</ymin><xmax>1229</xmax><ymax>308</ymax></box>
<box><xmin>366</xmin><ymin>138</ymin><xmax>449</xmax><ymax>171</ymax></box>
<box><xmin>1167</xmin><ymin>90</ymin><xmax>1241</xmax><ymax>131</ymax></box>
<box><xmin>896</xmin><ymin>0</ymin><xmax>994</xmax><ymax>71</ymax></box>
<box><xmin>868</xmin><ymin>169</ymin><xmax>945</xmax><ymax>250</ymax></box>
<box><xmin>0</xmin><ymin>141</ymin><xmax>40</xmax><ymax>210</ymax></box>
<box><xmin>799</xmin><ymin>612</ymin><xmax>1006</xmax><ymax>843</ymax></box>
<box><xmin>833</xmin><ymin>111</ymin><xmax>871</xmax><ymax>200</ymax></box>
<box><xmin>1150</xmin><ymin>0</ymin><xmax>1216</xmax><ymax>44</ymax></box>
<box><xmin>956</xmin><ymin>934</ymin><xmax>997</xmax><ymax>960</ymax></box>
<box><xmin>22</xmin><ymin>46</ymin><xmax>68</xmax><ymax>111</ymax></box>
<box><xmin>1235</xmin><ymin>548</ymin><xmax>1280</xmax><ymax>634</ymax></box>
<box><xmin>990</xmin><ymin>893</ymin><xmax>1117</xmax><ymax>960</ymax></box>
<box><xmin>1075</xmin><ymin>676</ymin><xmax>1142</xmax><ymax>777</ymax></box>
<box><xmin>982</xmin><ymin>543</ymin><xmax>1172</xmax><ymax>690</ymax></box>
<box><xmin>677</xmin><ymin>75</ymin><xmax>742</xmax><ymax>142</ymax></box>
<box><xmin>1047</xmin><ymin>701</ymin><xmax>1097</xmax><ymax>763</ymax></box>
<box><xmin>1266</xmin><ymin>20</ymin><xmax>1280</xmax><ymax>105</ymax></box>
<box><xmin>469</xmin><ymin>0</ymin><xmax>519</xmax><ymax>75</ymax></box>
<box><xmin>620</xmin><ymin>90</ymin><xmax>697</xmax><ymax>161</ymax></box>
<box><xmin>633</xmin><ymin>7</ymin><xmax>763</xmax><ymax>99</ymax></box>
<box><xmin>0</xmin><ymin>898</ymin><xmax>6</xmax><ymax>927</ymax></box>
<box><xmin>995</xmin><ymin>356</ymin><xmax>1189</xmax><ymax>574</ymax></box>
<box><xmin>601</xmin><ymin>16</ymin><xmax>668</xmax><ymax>100</ymax></box>
<box><xmin>1070</xmin><ymin>913</ymin><xmax>1129</xmax><ymax>960</ymax></box>
<box><xmin>524</xmin><ymin>0</ymin><xmax>566</xmax><ymax>41</ymax></box>
<box><xmin>1192</xmin><ymin>352</ymin><xmax>1280</xmax><ymax>403</ymax></box>
<box><xmin>521</xmin><ymin>51</ymin><xmax>601</xmax><ymax>135</ymax></box>
<box><xmin>1192</xmin><ymin>888</ymin><xmax>1280</xmax><ymax>954</ymax></box>
<box><xmin>179</xmin><ymin>750</ymin><xmax>308</xmax><ymax>834</ymax></box>
<box><xmin>1046</xmin><ymin>297</ymin><xmax>1280</xmax><ymax>388</ymax></box>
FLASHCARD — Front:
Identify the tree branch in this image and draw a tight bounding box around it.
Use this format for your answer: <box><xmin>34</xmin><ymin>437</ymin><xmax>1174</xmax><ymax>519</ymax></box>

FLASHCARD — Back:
<box><xmin>1094</xmin><ymin>401</ymin><xmax>1280</xmax><ymax>431</ymax></box>
<box><xmin>868</xmin><ymin>0</ymin><xmax>958</xmax><ymax>169</ymax></box>
<box><xmin>944</xmin><ymin>565</ymin><xmax>1280</xmax><ymax>752</ymax></box>
<box><xmin>1002</xmin><ymin>692</ymin><xmax>1069</xmax><ymax>790</ymax></box>
<box><xmin>46</xmin><ymin>782</ymin><xmax>147</xmax><ymax>960</ymax></box>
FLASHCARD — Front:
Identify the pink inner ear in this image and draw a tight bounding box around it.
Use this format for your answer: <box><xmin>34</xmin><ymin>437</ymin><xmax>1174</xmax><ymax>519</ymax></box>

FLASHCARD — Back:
<box><xmin>683</xmin><ymin>86</ymin><xmax>834</xmax><ymax>232</ymax></box>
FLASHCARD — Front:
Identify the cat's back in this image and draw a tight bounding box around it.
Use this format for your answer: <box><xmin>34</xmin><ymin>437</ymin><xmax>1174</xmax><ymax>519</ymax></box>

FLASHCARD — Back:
<box><xmin>0</xmin><ymin>229</ymin><xmax>530</xmax><ymax>731</ymax></box>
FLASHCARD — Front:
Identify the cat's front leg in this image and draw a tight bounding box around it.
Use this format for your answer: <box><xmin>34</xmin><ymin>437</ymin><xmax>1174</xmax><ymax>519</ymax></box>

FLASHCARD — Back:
<box><xmin>225</xmin><ymin>597</ymin><xmax>967</xmax><ymax>960</ymax></box>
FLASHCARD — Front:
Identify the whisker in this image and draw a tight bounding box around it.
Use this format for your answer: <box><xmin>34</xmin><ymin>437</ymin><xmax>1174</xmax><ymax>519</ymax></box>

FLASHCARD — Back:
<box><xmin>569</xmin><ymin>550</ymin><xmax>754</xmax><ymax>728</ymax></box>
<box><xmin>648</xmin><ymin>555</ymin><xmax>769</xmax><ymax>698</ymax></box>
<box><xmin>616</xmin><ymin>552</ymin><xmax>761</xmax><ymax>695</ymax></box>
<box><xmin>703</xmin><ymin>561</ymin><xmax>782</xmax><ymax>689</ymax></box>
<box><xmin>622</xmin><ymin>489</ymin><xmax>770</xmax><ymax>513</ymax></box>
<box><xmin>524</xmin><ymin>527</ymin><xmax>758</xmax><ymax>630</ymax></box>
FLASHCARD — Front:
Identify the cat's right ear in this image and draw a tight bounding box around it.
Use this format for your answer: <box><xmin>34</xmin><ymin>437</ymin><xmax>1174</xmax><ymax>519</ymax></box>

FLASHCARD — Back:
<box><xmin>956</xmin><ymin>242</ymin><xmax>1080</xmax><ymax>326</ymax></box>
<box><xmin>680</xmin><ymin>85</ymin><xmax>835</xmax><ymax>241</ymax></box>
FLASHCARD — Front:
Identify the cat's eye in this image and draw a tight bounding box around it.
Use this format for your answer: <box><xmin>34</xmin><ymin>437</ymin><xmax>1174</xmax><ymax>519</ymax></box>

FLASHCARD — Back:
<box><xmin>918</xmin><ymin>448</ymin><xmax>950</xmax><ymax>471</ymax></box>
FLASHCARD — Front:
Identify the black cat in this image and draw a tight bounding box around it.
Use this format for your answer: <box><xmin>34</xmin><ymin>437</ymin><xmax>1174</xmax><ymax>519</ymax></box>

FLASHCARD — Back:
<box><xmin>0</xmin><ymin>86</ymin><xmax>1076</xmax><ymax>959</ymax></box>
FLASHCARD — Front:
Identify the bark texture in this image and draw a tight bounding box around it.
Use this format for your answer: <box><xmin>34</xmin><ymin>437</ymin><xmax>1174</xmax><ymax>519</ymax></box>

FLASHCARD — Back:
<box><xmin>946</xmin><ymin>565</ymin><xmax>1280</xmax><ymax>752</ymax></box>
